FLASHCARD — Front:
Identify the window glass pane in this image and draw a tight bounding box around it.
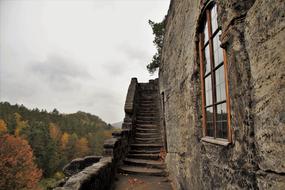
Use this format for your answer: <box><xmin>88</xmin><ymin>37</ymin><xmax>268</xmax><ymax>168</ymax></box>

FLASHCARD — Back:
<box><xmin>206</xmin><ymin>107</ymin><xmax>214</xmax><ymax>137</ymax></box>
<box><xmin>204</xmin><ymin>45</ymin><xmax>211</xmax><ymax>75</ymax></box>
<box><xmin>205</xmin><ymin>75</ymin><xmax>212</xmax><ymax>106</ymax></box>
<box><xmin>216</xmin><ymin>103</ymin><xmax>227</xmax><ymax>138</ymax></box>
<box><xmin>213</xmin><ymin>31</ymin><xmax>223</xmax><ymax>67</ymax></box>
<box><xmin>204</xmin><ymin>22</ymin><xmax>209</xmax><ymax>44</ymax></box>
<box><xmin>211</xmin><ymin>4</ymin><xmax>218</xmax><ymax>33</ymax></box>
<box><xmin>215</xmin><ymin>65</ymin><xmax>226</xmax><ymax>102</ymax></box>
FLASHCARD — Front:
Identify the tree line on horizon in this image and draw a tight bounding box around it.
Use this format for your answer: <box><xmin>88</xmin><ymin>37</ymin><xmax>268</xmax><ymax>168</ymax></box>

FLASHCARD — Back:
<box><xmin>0</xmin><ymin>102</ymin><xmax>114</xmax><ymax>189</ymax></box>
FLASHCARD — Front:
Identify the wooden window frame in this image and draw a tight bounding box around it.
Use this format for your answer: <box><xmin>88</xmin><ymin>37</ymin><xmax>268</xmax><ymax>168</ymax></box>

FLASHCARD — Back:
<box><xmin>198</xmin><ymin>2</ymin><xmax>232</xmax><ymax>144</ymax></box>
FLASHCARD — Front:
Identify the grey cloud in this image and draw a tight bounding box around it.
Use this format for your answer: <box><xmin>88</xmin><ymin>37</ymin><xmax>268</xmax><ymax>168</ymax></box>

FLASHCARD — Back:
<box><xmin>31</xmin><ymin>54</ymin><xmax>91</xmax><ymax>80</ymax></box>
<box><xmin>117</xmin><ymin>44</ymin><xmax>150</xmax><ymax>65</ymax></box>
<box><xmin>103</xmin><ymin>61</ymin><xmax>126</xmax><ymax>76</ymax></box>
<box><xmin>30</xmin><ymin>54</ymin><xmax>92</xmax><ymax>91</ymax></box>
<box><xmin>0</xmin><ymin>0</ymin><xmax>169</xmax><ymax>123</ymax></box>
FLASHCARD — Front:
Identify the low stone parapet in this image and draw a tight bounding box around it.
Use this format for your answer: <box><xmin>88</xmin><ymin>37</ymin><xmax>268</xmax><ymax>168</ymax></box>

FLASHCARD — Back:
<box><xmin>63</xmin><ymin>156</ymin><xmax>102</xmax><ymax>177</ymax></box>
<box><xmin>54</xmin><ymin>157</ymin><xmax>112</xmax><ymax>190</ymax></box>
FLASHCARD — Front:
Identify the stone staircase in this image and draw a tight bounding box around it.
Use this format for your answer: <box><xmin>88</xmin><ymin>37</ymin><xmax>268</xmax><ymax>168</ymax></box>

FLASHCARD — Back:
<box><xmin>118</xmin><ymin>83</ymin><xmax>167</xmax><ymax>177</ymax></box>
<box><xmin>54</xmin><ymin>78</ymin><xmax>172</xmax><ymax>190</ymax></box>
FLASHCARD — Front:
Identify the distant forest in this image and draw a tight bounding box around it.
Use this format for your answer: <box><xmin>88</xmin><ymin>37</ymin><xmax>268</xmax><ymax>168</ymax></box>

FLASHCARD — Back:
<box><xmin>0</xmin><ymin>102</ymin><xmax>114</xmax><ymax>189</ymax></box>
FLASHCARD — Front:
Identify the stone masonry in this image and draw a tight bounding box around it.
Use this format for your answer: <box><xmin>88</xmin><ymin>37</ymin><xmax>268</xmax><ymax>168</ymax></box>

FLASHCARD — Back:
<box><xmin>159</xmin><ymin>0</ymin><xmax>285</xmax><ymax>189</ymax></box>
<box><xmin>54</xmin><ymin>79</ymin><xmax>173</xmax><ymax>190</ymax></box>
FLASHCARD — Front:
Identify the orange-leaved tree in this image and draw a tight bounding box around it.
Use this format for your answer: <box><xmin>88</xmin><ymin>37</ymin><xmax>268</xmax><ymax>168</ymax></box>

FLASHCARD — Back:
<box><xmin>75</xmin><ymin>137</ymin><xmax>90</xmax><ymax>157</ymax></box>
<box><xmin>60</xmin><ymin>132</ymin><xmax>70</xmax><ymax>150</ymax></box>
<box><xmin>49</xmin><ymin>122</ymin><xmax>61</xmax><ymax>141</ymax></box>
<box><xmin>0</xmin><ymin>134</ymin><xmax>42</xmax><ymax>190</ymax></box>
<box><xmin>0</xmin><ymin>119</ymin><xmax>7</xmax><ymax>134</ymax></box>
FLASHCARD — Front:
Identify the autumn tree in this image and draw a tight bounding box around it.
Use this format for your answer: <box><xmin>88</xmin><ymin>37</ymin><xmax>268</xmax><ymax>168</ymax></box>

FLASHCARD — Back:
<box><xmin>14</xmin><ymin>112</ymin><xmax>28</xmax><ymax>137</ymax></box>
<box><xmin>49</xmin><ymin>123</ymin><xmax>61</xmax><ymax>141</ymax></box>
<box><xmin>60</xmin><ymin>132</ymin><xmax>70</xmax><ymax>150</ymax></box>
<box><xmin>0</xmin><ymin>119</ymin><xmax>7</xmax><ymax>134</ymax></box>
<box><xmin>0</xmin><ymin>134</ymin><xmax>42</xmax><ymax>190</ymax></box>
<box><xmin>75</xmin><ymin>137</ymin><xmax>90</xmax><ymax>157</ymax></box>
<box><xmin>65</xmin><ymin>133</ymin><xmax>78</xmax><ymax>160</ymax></box>
<box><xmin>0</xmin><ymin>102</ymin><xmax>114</xmax><ymax>179</ymax></box>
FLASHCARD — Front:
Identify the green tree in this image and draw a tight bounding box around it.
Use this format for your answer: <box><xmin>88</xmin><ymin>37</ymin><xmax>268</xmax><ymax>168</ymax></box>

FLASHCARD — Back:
<box><xmin>52</xmin><ymin>109</ymin><xmax>59</xmax><ymax>115</ymax></box>
<box><xmin>147</xmin><ymin>17</ymin><xmax>166</xmax><ymax>73</ymax></box>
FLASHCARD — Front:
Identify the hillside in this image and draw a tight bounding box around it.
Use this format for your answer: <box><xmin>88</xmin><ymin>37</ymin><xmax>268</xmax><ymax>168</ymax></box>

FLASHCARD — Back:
<box><xmin>0</xmin><ymin>102</ymin><xmax>113</xmax><ymax>181</ymax></box>
<box><xmin>112</xmin><ymin>121</ymin><xmax>123</xmax><ymax>128</ymax></box>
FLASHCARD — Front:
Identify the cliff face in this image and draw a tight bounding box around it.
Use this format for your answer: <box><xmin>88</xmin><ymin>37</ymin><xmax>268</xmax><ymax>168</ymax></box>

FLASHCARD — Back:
<box><xmin>159</xmin><ymin>0</ymin><xmax>285</xmax><ymax>189</ymax></box>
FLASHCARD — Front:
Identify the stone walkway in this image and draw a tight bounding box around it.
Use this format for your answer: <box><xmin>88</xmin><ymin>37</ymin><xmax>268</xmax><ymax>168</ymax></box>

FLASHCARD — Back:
<box><xmin>113</xmin><ymin>173</ymin><xmax>173</xmax><ymax>190</ymax></box>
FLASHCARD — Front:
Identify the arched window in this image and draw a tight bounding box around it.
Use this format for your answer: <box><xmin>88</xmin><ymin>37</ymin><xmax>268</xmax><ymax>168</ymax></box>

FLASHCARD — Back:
<box><xmin>198</xmin><ymin>2</ymin><xmax>231</xmax><ymax>143</ymax></box>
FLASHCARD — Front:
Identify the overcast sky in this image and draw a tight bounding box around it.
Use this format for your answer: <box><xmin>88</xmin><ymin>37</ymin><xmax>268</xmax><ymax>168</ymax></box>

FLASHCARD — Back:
<box><xmin>0</xmin><ymin>0</ymin><xmax>170</xmax><ymax>123</ymax></box>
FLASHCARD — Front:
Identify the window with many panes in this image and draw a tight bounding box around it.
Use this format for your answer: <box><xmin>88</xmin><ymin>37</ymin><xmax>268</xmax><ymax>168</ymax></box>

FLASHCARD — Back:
<box><xmin>198</xmin><ymin>2</ymin><xmax>231</xmax><ymax>142</ymax></box>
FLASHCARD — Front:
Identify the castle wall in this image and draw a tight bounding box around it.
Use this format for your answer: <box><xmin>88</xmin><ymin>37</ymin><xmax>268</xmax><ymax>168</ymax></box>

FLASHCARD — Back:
<box><xmin>159</xmin><ymin>0</ymin><xmax>285</xmax><ymax>189</ymax></box>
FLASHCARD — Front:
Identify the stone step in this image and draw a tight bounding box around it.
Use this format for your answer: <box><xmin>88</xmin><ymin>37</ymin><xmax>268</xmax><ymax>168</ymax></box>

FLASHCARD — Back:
<box><xmin>136</xmin><ymin>120</ymin><xmax>158</xmax><ymax>125</ymax></box>
<box><xmin>129</xmin><ymin>149</ymin><xmax>161</xmax><ymax>154</ymax></box>
<box><xmin>138</xmin><ymin>108</ymin><xmax>158</xmax><ymax>112</ymax></box>
<box><xmin>137</xmin><ymin>112</ymin><xmax>158</xmax><ymax>116</ymax></box>
<box><xmin>130</xmin><ymin>143</ymin><xmax>163</xmax><ymax>150</ymax></box>
<box><xmin>135</xmin><ymin>132</ymin><xmax>161</xmax><ymax>137</ymax></box>
<box><xmin>135</xmin><ymin>140</ymin><xmax>163</xmax><ymax>144</ymax></box>
<box><xmin>136</xmin><ymin>128</ymin><xmax>160</xmax><ymax>132</ymax></box>
<box><xmin>139</xmin><ymin>100</ymin><xmax>155</xmax><ymax>104</ymax></box>
<box><xmin>127</xmin><ymin>153</ymin><xmax>160</xmax><ymax>160</ymax></box>
<box><xmin>136</xmin><ymin>125</ymin><xmax>161</xmax><ymax>132</ymax></box>
<box><xmin>123</xmin><ymin>158</ymin><xmax>165</xmax><ymax>169</ymax></box>
<box><xmin>139</xmin><ymin>99</ymin><xmax>156</xmax><ymax>102</ymax></box>
<box><xmin>139</xmin><ymin>103</ymin><xmax>156</xmax><ymax>107</ymax></box>
<box><xmin>138</xmin><ymin>107</ymin><xmax>158</xmax><ymax>110</ymax></box>
<box><xmin>138</xmin><ymin>110</ymin><xmax>159</xmax><ymax>114</ymax></box>
<box><xmin>136</xmin><ymin>116</ymin><xmax>159</xmax><ymax>121</ymax></box>
<box><xmin>137</xmin><ymin>113</ymin><xmax>158</xmax><ymax>117</ymax></box>
<box><xmin>135</xmin><ymin>136</ymin><xmax>162</xmax><ymax>140</ymax></box>
<box><xmin>139</xmin><ymin>92</ymin><xmax>156</xmax><ymax>95</ymax></box>
<box><xmin>139</xmin><ymin>101</ymin><xmax>156</xmax><ymax>104</ymax></box>
<box><xmin>118</xmin><ymin>166</ymin><xmax>167</xmax><ymax>177</ymax></box>
<box><xmin>136</xmin><ymin>124</ymin><xmax>160</xmax><ymax>128</ymax></box>
<box><xmin>136</xmin><ymin>132</ymin><xmax>161</xmax><ymax>138</ymax></box>
<box><xmin>139</xmin><ymin>96</ymin><xmax>156</xmax><ymax>99</ymax></box>
<box><xmin>135</xmin><ymin>137</ymin><xmax>162</xmax><ymax>144</ymax></box>
<box><xmin>134</xmin><ymin>140</ymin><xmax>162</xmax><ymax>144</ymax></box>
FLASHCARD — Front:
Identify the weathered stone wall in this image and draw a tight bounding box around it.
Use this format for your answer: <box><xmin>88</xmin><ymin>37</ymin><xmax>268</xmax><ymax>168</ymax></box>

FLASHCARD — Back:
<box><xmin>159</xmin><ymin>0</ymin><xmax>285</xmax><ymax>189</ymax></box>
<box><xmin>245</xmin><ymin>0</ymin><xmax>285</xmax><ymax>188</ymax></box>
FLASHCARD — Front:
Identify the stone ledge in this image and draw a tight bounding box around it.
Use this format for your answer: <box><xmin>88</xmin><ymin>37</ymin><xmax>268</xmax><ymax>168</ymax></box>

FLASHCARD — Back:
<box><xmin>201</xmin><ymin>137</ymin><xmax>230</xmax><ymax>146</ymax></box>
<box><xmin>63</xmin><ymin>156</ymin><xmax>102</xmax><ymax>177</ymax></box>
<box><xmin>103</xmin><ymin>138</ymin><xmax>119</xmax><ymax>149</ymax></box>
<box><xmin>55</xmin><ymin>157</ymin><xmax>113</xmax><ymax>190</ymax></box>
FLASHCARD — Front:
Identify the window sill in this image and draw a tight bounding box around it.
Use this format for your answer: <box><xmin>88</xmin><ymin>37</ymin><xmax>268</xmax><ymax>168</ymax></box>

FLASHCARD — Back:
<box><xmin>201</xmin><ymin>137</ymin><xmax>230</xmax><ymax>146</ymax></box>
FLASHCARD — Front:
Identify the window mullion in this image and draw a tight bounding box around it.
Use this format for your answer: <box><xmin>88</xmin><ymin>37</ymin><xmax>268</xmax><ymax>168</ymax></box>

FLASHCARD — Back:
<box><xmin>206</xmin><ymin>9</ymin><xmax>217</xmax><ymax>139</ymax></box>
